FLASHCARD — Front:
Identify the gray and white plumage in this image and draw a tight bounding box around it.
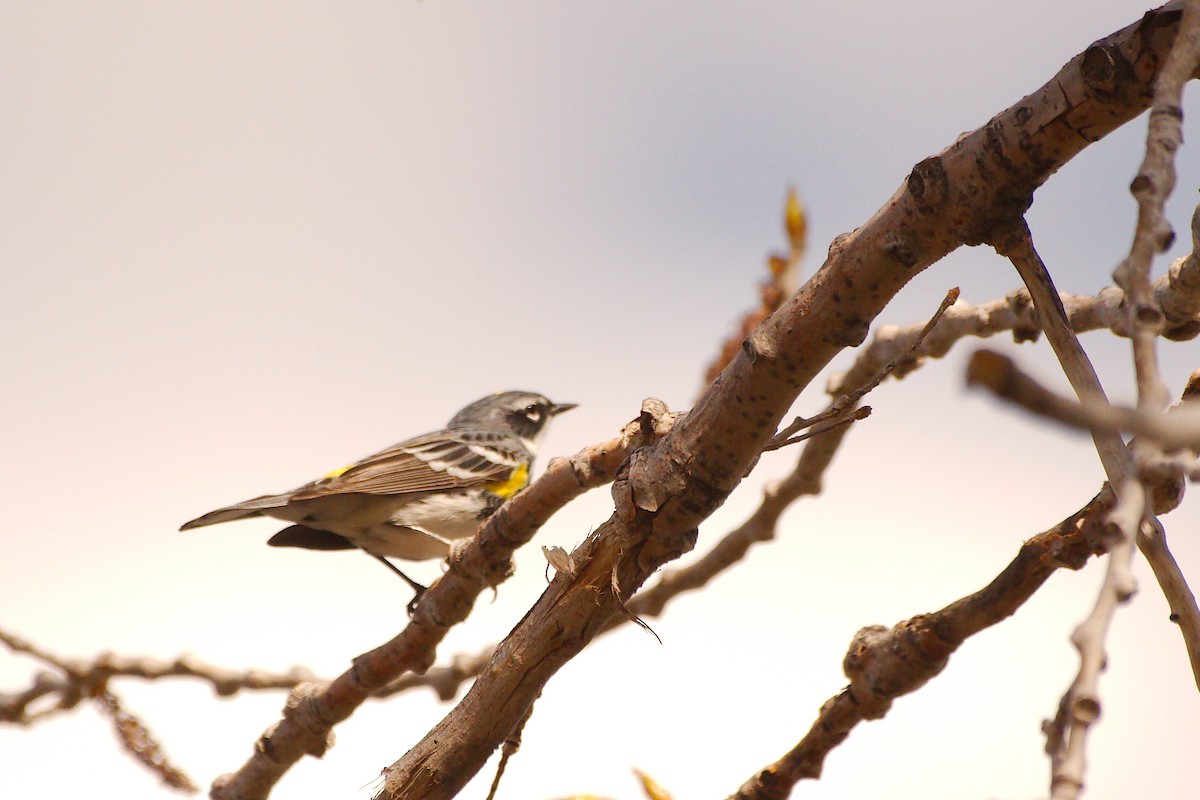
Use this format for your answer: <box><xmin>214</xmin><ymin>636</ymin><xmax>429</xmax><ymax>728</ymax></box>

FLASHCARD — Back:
<box><xmin>180</xmin><ymin>392</ymin><xmax>575</xmax><ymax>564</ymax></box>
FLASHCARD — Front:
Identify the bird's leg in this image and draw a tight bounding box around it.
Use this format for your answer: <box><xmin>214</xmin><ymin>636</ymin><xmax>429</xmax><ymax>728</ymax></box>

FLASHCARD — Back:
<box><xmin>371</xmin><ymin>554</ymin><xmax>428</xmax><ymax>613</ymax></box>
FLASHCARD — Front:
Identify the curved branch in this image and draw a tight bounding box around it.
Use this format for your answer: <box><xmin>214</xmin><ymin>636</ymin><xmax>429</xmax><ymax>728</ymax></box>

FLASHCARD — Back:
<box><xmin>211</xmin><ymin>403</ymin><xmax>677</xmax><ymax>800</ymax></box>
<box><xmin>729</xmin><ymin>488</ymin><xmax>1120</xmax><ymax>800</ymax></box>
<box><xmin>375</xmin><ymin>5</ymin><xmax>1195</xmax><ymax>797</ymax></box>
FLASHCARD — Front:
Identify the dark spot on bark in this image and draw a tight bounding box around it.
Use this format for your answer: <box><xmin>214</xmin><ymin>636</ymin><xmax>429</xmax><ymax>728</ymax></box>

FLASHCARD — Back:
<box><xmin>883</xmin><ymin>236</ymin><xmax>918</xmax><ymax>269</ymax></box>
<box><xmin>1080</xmin><ymin>44</ymin><xmax>1133</xmax><ymax>100</ymax></box>
<box><xmin>908</xmin><ymin>156</ymin><xmax>949</xmax><ymax>214</ymax></box>
<box><xmin>1158</xmin><ymin>226</ymin><xmax>1176</xmax><ymax>252</ymax></box>
<box><xmin>837</xmin><ymin>318</ymin><xmax>871</xmax><ymax>347</ymax></box>
<box><xmin>1152</xmin><ymin>103</ymin><xmax>1184</xmax><ymax>122</ymax></box>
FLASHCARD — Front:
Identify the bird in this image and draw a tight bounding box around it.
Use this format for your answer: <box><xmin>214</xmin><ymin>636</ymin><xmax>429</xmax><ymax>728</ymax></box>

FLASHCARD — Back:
<box><xmin>180</xmin><ymin>391</ymin><xmax>576</xmax><ymax>606</ymax></box>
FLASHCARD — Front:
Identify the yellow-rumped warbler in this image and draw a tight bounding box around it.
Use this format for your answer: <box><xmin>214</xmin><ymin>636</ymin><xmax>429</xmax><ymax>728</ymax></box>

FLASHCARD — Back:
<box><xmin>181</xmin><ymin>391</ymin><xmax>575</xmax><ymax>603</ymax></box>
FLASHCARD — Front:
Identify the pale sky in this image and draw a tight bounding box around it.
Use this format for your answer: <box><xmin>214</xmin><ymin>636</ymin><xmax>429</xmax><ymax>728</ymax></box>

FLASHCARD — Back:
<box><xmin>3</xmin><ymin>2</ymin><xmax>1200</xmax><ymax>799</ymax></box>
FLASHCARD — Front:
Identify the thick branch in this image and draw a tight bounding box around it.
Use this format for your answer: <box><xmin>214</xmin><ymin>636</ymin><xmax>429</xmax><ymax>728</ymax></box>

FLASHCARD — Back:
<box><xmin>378</xmin><ymin>258</ymin><xmax>1200</xmax><ymax>700</ymax></box>
<box><xmin>211</xmin><ymin>406</ymin><xmax>675</xmax><ymax>800</ymax></box>
<box><xmin>376</xmin><ymin>5</ymin><xmax>1194</xmax><ymax>797</ymax></box>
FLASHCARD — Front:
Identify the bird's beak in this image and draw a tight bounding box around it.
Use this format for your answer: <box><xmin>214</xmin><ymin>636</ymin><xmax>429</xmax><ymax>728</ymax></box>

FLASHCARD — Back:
<box><xmin>550</xmin><ymin>402</ymin><xmax>578</xmax><ymax>416</ymax></box>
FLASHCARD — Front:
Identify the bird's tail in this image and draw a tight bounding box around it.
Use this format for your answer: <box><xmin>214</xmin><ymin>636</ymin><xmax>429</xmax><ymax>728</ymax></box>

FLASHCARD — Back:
<box><xmin>179</xmin><ymin>493</ymin><xmax>293</xmax><ymax>530</ymax></box>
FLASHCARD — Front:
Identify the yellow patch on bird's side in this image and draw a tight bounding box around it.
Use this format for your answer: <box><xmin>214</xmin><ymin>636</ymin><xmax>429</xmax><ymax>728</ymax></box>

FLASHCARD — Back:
<box><xmin>485</xmin><ymin>463</ymin><xmax>529</xmax><ymax>498</ymax></box>
<box><xmin>324</xmin><ymin>464</ymin><xmax>353</xmax><ymax>480</ymax></box>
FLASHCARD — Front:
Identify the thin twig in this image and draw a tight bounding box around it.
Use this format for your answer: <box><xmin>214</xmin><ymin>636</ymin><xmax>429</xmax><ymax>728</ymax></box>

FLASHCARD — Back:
<box><xmin>990</xmin><ymin>220</ymin><xmax>1133</xmax><ymax>479</ymax></box>
<box><xmin>1137</xmin><ymin>517</ymin><xmax>1200</xmax><ymax>690</ymax></box>
<box><xmin>1103</xmin><ymin>1</ymin><xmax>1200</xmax><ymax>730</ymax></box>
<box><xmin>769</xmin><ymin>287</ymin><xmax>959</xmax><ymax>449</ymax></box>
<box><xmin>0</xmin><ymin>629</ymin><xmax>315</xmax><ymax>725</ymax></box>
<box><xmin>761</xmin><ymin>407</ymin><xmax>871</xmax><ymax>452</ymax></box>
<box><xmin>93</xmin><ymin>688</ymin><xmax>199</xmax><ymax>794</ymax></box>
<box><xmin>483</xmin><ymin>694</ymin><xmax>538</xmax><ymax>800</ymax></box>
<box><xmin>968</xmin><ymin>352</ymin><xmax>1200</xmax><ymax>685</ymax></box>
<box><xmin>985</xmin><ymin>203</ymin><xmax>1200</xmax><ymax>798</ymax></box>
<box><xmin>1114</xmin><ymin>0</ymin><xmax>1200</xmax><ymax>415</ymax></box>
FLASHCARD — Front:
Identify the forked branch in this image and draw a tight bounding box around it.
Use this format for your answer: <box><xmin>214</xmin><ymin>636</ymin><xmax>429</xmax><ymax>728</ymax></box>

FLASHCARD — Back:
<box><xmin>374</xmin><ymin>5</ymin><xmax>1195</xmax><ymax>797</ymax></box>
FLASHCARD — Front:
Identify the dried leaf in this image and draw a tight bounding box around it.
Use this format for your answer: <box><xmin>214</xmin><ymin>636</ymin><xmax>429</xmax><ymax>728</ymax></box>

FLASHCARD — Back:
<box><xmin>633</xmin><ymin>767</ymin><xmax>673</xmax><ymax>800</ymax></box>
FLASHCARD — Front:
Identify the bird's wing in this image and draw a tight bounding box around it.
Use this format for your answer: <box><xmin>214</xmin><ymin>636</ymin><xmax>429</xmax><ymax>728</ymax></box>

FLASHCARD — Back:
<box><xmin>179</xmin><ymin>492</ymin><xmax>296</xmax><ymax>529</ymax></box>
<box><xmin>288</xmin><ymin>429</ymin><xmax>529</xmax><ymax>500</ymax></box>
<box><xmin>267</xmin><ymin>525</ymin><xmax>358</xmax><ymax>550</ymax></box>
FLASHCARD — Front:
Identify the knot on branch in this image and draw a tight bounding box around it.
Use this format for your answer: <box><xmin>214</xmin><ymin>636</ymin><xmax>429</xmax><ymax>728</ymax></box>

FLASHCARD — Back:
<box><xmin>612</xmin><ymin>448</ymin><xmax>688</xmax><ymax>574</ymax></box>
<box><xmin>1144</xmin><ymin>460</ymin><xmax>1186</xmax><ymax>514</ymax></box>
<box><xmin>1159</xmin><ymin>252</ymin><xmax>1200</xmax><ymax>339</ymax></box>
<box><xmin>268</xmin><ymin>683</ymin><xmax>335</xmax><ymax>758</ymax></box>
<box><xmin>1069</xmin><ymin>689</ymin><xmax>1102</xmax><ymax>724</ymax></box>
<box><xmin>635</xmin><ymin>397</ymin><xmax>682</xmax><ymax>440</ymax></box>
<box><xmin>609</xmin><ymin>404</ymin><xmax>702</xmax><ymax>580</ymax></box>
<box><xmin>611</xmin><ymin>399</ymin><xmax>688</xmax><ymax>522</ymax></box>
<box><xmin>1004</xmin><ymin>288</ymin><xmax>1043</xmax><ymax>342</ymax></box>
<box><xmin>1162</xmin><ymin>315</ymin><xmax>1200</xmax><ymax>341</ymax></box>
<box><xmin>742</xmin><ymin>331</ymin><xmax>777</xmax><ymax>364</ymax></box>
<box><xmin>447</xmin><ymin>537</ymin><xmax>513</xmax><ymax>591</ymax></box>
<box><xmin>1035</xmin><ymin>493</ymin><xmax>1118</xmax><ymax>570</ymax></box>
<box><xmin>1080</xmin><ymin>42</ymin><xmax>1136</xmax><ymax>100</ymax></box>
<box><xmin>907</xmin><ymin>156</ymin><xmax>949</xmax><ymax>214</ymax></box>
<box><xmin>881</xmin><ymin>232</ymin><xmax>918</xmax><ymax>270</ymax></box>
<box><xmin>842</xmin><ymin>618</ymin><xmax>957</xmax><ymax>720</ymax></box>
<box><xmin>623</xmin><ymin>447</ymin><xmax>688</xmax><ymax>517</ymax></box>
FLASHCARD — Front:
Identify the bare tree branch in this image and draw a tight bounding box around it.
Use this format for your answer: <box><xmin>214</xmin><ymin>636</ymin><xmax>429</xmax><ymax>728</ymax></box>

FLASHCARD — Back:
<box><xmin>370</xmin><ymin>253</ymin><xmax>1200</xmax><ymax>703</ymax></box>
<box><xmin>211</xmin><ymin>404</ymin><xmax>677</xmax><ymax>800</ymax></box>
<box><xmin>0</xmin><ymin>627</ymin><xmax>315</xmax><ymax>725</ymax></box>
<box><xmin>0</xmin><ymin>629</ymin><xmax>203</xmax><ymax>792</ymax></box>
<box><xmin>989</xmin><ymin>219</ymin><xmax>1134</xmax><ymax>480</ymax></box>
<box><xmin>11</xmin><ymin>251</ymin><xmax>1196</xmax><ymax>793</ymax></box>
<box><xmin>1044</xmin><ymin>10</ymin><xmax>1200</xmax><ymax>798</ymax></box>
<box><xmin>1139</xmin><ymin>515</ymin><xmax>1200</xmax><ymax>691</ymax></box>
<box><xmin>728</xmin><ymin>406</ymin><xmax>1191</xmax><ymax>800</ymax></box>
<box><xmin>966</xmin><ymin>348</ymin><xmax>1200</xmax><ymax>451</ymax></box>
<box><xmin>968</xmin><ymin>351</ymin><xmax>1200</xmax><ymax>680</ymax></box>
<box><xmin>766</xmin><ymin>288</ymin><xmax>959</xmax><ymax>451</ymax></box>
<box><xmin>1156</xmin><ymin>204</ymin><xmax>1200</xmax><ymax>336</ymax></box>
<box><xmin>1116</xmin><ymin>0</ymin><xmax>1200</xmax><ymax>413</ymax></box>
<box><xmin>93</xmin><ymin>688</ymin><xmax>199</xmax><ymax>794</ymax></box>
<box><xmin>728</xmin><ymin>487</ymin><xmax>1125</xmax><ymax>800</ymax></box>
<box><xmin>7</xmin><ymin>9</ymin><xmax>1195</xmax><ymax>799</ymax></box>
<box><xmin>374</xmin><ymin>5</ymin><xmax>1196</xmax><ymax>797</ymax></box>
<box><xmin>483</xmin><ymin>693</ymin><xmax>538</xmax><ymax>800</ymax></box>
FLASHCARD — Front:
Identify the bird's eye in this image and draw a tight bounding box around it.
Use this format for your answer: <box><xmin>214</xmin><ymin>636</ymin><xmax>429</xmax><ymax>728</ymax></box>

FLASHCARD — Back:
<box><xmin>524</xmin><ymin>404</ymin><xmax>541</xmax><ymax>418</ymax></box>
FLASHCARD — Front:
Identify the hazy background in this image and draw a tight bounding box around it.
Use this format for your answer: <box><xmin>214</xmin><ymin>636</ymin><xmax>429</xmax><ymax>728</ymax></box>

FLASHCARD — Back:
<box><xmin>4</xmin><ymin>2</ymin><xmax>1200</xmax><ymax>798</ymax></box>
